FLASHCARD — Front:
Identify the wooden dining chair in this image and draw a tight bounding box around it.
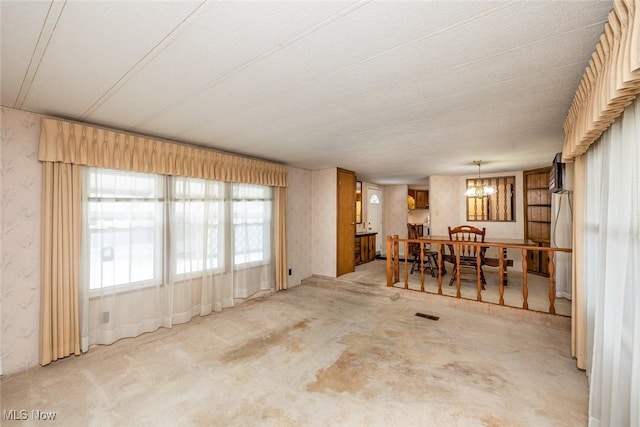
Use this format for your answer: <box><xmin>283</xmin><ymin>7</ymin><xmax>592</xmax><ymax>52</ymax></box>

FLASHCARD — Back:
<box><xmin>407</xmin><ymin>223</ymin><xmax>437</xmax><ymax>277</ymax></box>
<box><xmin>447</xmin><ymin>225</ymin><xmax>487</xmax><ymax>288</ymax></box>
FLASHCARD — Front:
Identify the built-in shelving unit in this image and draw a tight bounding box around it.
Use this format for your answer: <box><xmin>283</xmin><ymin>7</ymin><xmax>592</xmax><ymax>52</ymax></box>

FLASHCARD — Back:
<box><xmin>523</xmin><ymin>167</ymin><xmax>552</xmax><ymax>276</ymax></box>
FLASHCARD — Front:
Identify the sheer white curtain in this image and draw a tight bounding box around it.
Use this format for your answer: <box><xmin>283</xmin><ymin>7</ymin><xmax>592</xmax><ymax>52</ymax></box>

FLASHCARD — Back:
<box><xmin>169</xmin><ymin>179</ymin><xmax>274</xmax><ymax>325</ymax></box>
<box><xmin>80</xmin><ymin>170</ymin><xmax>275</xmax><ymax>349</ymax></box>
<box><xmin>80</xmin><ymin>169</ymin><xmax>171</xmax><ymax>350</ymax></box>
<box><xmin>582</xmin><ymin>97</ymin><xmax>639</xmax><ymax>426</ymax></box>
<box><xmin>169</xmin><ymin>177</ymin><xmax>228</xmax><ymax>323</ymax></box>
<box><xmin>230</xmin><ymin>183</ymin><xmax>274</xmax><ymax>299</ymax></box>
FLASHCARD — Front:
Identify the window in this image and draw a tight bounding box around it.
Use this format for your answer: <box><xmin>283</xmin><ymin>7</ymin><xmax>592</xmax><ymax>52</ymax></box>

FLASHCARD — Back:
<box><xmin>172</xmin><ymin>178</ymin><xmax>224</xmax><ymax>275</ymax></box>
<box><xmin>232</xmin><ymin>183</ymin><xmax>272</xmax><ymax>266</ymax></box>
<box><xmin>466</xmin><ymin>176</ymin><xmax>516</xmax><ymax>221</ymax></box>
<box><xmin>87</xmin><ymin>169</ymin><xmax>164</xmax><ymax>290</ymax></box>
<box><xmin>85</xmin><ymin>168</ymin><xmax>274</xmax><ymax>290</ymax></box>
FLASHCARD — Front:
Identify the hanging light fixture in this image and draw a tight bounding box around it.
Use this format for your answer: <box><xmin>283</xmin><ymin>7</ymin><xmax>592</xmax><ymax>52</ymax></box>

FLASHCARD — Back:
<box><xmin>465</xmin><ymin>160</ymin><xmax>496</xmax><ymax>197</ymax></box>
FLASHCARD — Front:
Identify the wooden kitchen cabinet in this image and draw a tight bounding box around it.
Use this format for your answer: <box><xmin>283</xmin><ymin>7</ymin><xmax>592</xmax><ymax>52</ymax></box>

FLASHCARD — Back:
<box><xmin>415</xmin><ymin>190</ymin><xmax>429</xmax><ymax>209</ymax></box>
<box><xmin>355</xmin><ymin>232</ymin><xmax>377</xmax><ymax>265</ymax></box>
<box><xmin>408</xmin><ymin>189</ymin><xmax>429</xmax><ymax>209</ymax></box>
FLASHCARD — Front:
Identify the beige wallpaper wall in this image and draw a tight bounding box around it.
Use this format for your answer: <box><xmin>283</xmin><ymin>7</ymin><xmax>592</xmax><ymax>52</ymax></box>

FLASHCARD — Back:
<box><xmin>407</xmin><ymin>209</ymin><xmax>430</xmax><ymax>227</ymax></box>
<box><xmin>429</xmin><ymin>175</ymin><xmax>464</xmax><ymax>237</ymax></box>
<box><xmin>1</xmin><ymin>107</ymin><xmax>42</xmax><ymax>375</ymax></box>
<box><xmin>311</xmin><ymin>168</ymin><xmax>336</xmax><ymax>277</ymax></box>
<box><xmin>286</xmin><ymin>167</ymin><xmax>312</xmax><ymax>287</ymax></box>
<box><xmin>383</xmin><ymin>185</ymin><xmax>409</xmax><ymax>257</ymax></box>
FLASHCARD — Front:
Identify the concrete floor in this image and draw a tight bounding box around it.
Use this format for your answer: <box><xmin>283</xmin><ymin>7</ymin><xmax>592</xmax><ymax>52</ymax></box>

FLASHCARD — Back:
<box><xmin>1</xmin><ymin>269</ymin><xmax>586</xmax><ymax>426</ymax></box>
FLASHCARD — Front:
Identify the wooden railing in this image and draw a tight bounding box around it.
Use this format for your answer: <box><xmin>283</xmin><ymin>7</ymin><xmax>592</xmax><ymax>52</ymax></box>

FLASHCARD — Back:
<box><xmin>385</xmin><ymin>235</ymin><xmax>572</xmax><ymax>315</ymax></box>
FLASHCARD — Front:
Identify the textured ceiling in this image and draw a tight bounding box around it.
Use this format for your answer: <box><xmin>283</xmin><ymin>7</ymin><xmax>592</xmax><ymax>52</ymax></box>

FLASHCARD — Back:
<box><xmin>1</xmin><ymin>0</ymin><xmax>612</xmax><ymax>184</ymax></box>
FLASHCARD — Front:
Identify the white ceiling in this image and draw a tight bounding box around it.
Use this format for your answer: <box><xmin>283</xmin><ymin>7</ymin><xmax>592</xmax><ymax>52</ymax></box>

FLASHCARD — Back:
<box><xmin>1</xmin><ymin>0</ymin><xmax>612</xmax><ymax>184</ymax></box>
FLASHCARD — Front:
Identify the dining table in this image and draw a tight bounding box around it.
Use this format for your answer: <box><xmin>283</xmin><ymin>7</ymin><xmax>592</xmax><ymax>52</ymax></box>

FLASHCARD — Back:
<box><xmin>419</xmin><ymin>235</ymin><xmax>526</xmax><ymax>287</ymax></box>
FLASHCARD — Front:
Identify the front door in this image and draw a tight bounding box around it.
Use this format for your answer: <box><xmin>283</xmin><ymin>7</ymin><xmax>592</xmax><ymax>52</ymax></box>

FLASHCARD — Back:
<box><xmin>367</xmin><ymin>186</ymin><xmax>383</xmax><ymax>255</ymax></box>
<box><xmin>336</xmin><ymin>168</ymin><xmax>355</xmax><ymax>276</ymax></box>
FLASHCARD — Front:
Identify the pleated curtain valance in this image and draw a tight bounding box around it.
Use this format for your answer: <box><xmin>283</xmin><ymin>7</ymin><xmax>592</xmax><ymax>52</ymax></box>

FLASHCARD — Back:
<box><xmin>562</xmin><ymin>0</ymin><xmax>640</xmax><ymax>161</ymax></box>
<box><xmin>38</xmin><ymin>118</ymin><xmax>288</xmax><ymax>187</ymax></box>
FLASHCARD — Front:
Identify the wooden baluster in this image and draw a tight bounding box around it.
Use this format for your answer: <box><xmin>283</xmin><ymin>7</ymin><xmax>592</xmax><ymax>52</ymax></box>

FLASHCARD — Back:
<box><xmin>393</xmin><ymin>235</ymin><xmax>399</xmax><ymax>283</ymax></box>
<box><xmin>476</xmin><ymin>247</ymin><xmax>482</xmax><ymax>302</ymax></box>
<box><xmin>420</xmin><ymin>241</ymin><xmax>425</xmax><ymax>292</ymax></box>
<box><xmin>498</xmin><ymin>246</ymin><xmax>505</xmax><ymax>305</ymax></box>
<box><xmin>548</xmin><ymin>250</ymin><xmax>556</xmax><ymax>314</ymax></box>
<box><xmin>456</xmin><ymin>243</ymin><xmax>462</xmax><ymax>298</ymax></box>
<box><xmin>386</xmin><ymin>236</ymin><xmax>392</xmax><ymax>287</ymax></box>
<box><xmin>437</xmin><ymin>243</ymin><xmax>443</xmax><ymax>295</ymax></box>
<box><xmin>522</xmin><ymin>248</ymin><xmax>529</xmax><ymax>310</ymax></box>
<box><xmin>502</xmin><ymin>247</ymin><xmax>509</xmax><ymax>286</ymax></box>
<box><xmin>403</xmin><ymin>241</ymin><xmax>409</xmax><ymax>289</ymax></box>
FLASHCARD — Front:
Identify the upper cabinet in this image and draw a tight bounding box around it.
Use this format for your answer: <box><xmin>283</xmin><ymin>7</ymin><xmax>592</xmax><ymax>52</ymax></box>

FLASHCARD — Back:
<box><xmin>408</xmin><ymin>189</ymin><xmax>429</xmax><ymax>209</ymax></box>
<box><xmin>415</xmin><ymin>190</ymin><xmax>429</xmax><ymax>209</ymax></box>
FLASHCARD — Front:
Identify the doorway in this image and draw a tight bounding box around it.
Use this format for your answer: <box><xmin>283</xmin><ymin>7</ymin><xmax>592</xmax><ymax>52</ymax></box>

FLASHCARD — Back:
<box><xmin>367</xmin><ymin>186</ymin><xmax>383</xmax><ymax>255</ymax></box>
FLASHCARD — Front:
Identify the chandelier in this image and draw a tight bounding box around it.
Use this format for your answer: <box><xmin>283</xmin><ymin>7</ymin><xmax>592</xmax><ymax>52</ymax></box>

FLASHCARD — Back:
<box><xmin>465</xmin><ymin>161</ymin><xmax>496</xmax><ymax>198</ymax></box>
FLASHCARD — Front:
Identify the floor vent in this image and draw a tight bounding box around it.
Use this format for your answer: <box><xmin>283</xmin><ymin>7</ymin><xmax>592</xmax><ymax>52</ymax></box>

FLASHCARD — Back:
<box><xmin>415</xmin><ymin>312</ymin><xmax>439</xmax><ymax>321</ymax></box>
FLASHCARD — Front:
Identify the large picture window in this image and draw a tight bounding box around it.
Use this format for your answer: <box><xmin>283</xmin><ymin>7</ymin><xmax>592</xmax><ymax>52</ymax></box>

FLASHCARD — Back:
<box><xmin>86</xmin><ymin>169</ymin><xmax>164</xmax><ymax>290</ymax></box>
<box><xmin>85</xmin><ymin>168</ymin><xmax>273</xmax><ymax>291</ymax></box>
